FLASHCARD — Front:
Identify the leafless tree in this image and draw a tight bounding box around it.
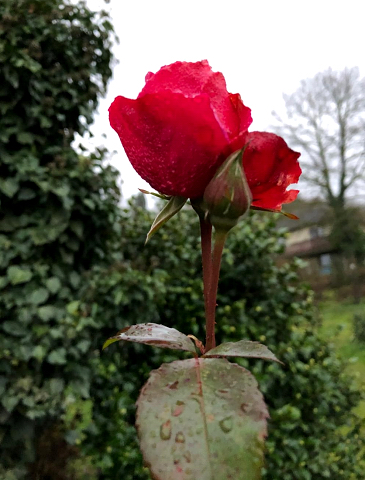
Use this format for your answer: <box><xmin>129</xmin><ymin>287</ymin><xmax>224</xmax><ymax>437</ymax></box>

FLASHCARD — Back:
<box><xmin>273</xmin><ymin>67</ymin><xmax>365</xmax><ymax>213</ymax></box>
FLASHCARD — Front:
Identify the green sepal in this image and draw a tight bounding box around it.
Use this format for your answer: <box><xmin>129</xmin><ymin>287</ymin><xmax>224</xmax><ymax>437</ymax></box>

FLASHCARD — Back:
<box><xmin>146</xmin><ymin>196</ymin><xmax>187</xmax><ymax>243</ymax></box>
<box><xmin>250</xmin><ymin>206</ymin><xmax>299</xmax><ymax>219</ymax></box>
<box><xmin>138</xmin><ymin>189</ymin><xmax>171</xmax><ymax>201</ymax></box>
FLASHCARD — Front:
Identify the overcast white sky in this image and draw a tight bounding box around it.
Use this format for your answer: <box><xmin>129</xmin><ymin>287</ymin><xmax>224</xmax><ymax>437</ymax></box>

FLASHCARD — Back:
<box><xmin>83</xmin><ymin>0</ymin><xmax>365</xmax><ymax>200</ymax></box>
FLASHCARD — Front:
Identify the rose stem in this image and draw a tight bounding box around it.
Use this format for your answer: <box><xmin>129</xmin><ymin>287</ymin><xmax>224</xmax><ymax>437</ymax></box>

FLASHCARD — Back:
<box><xmin>199</xmin><ymin>217</ymin><xmax>213</xmax><ymax>339</ymax></box>
<box><xmin>205</xmin><ymin>229</ymin><xmax>227</xmax><ymax>352</ymax></box>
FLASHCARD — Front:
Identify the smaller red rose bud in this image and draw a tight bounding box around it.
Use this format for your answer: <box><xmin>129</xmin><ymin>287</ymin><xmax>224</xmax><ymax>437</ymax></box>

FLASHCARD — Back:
<box><xmin>203</xmin><ymin>149</ymin><xmax>252</xmax><ymax>232</ymax></box>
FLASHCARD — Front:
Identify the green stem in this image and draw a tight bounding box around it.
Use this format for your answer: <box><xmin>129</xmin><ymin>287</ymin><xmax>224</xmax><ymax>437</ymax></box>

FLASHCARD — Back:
<box><xmin>205</xmin><ymin>229</ymin><xmax>227</xmax><ymax>352</ymax></box>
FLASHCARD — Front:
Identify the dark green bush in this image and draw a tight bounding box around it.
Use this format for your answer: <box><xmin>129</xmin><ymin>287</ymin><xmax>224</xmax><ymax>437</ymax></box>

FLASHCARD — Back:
<box><xmin>0</xmin><ymin>0</ymin><xmax>116</xmax><ymax>477</ymax></box>
<box><xmin>353</xmin><ymin>314</ymin><xmax>365</xmax><ymax>343</ymax></box>
<box><xmin>78</xmin><ymin>203</ymin><xmax>365</xmax><ymax>480</ymax></box>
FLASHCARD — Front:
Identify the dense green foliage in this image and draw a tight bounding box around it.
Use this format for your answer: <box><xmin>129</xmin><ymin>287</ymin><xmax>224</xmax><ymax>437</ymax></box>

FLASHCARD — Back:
<box><xmin>0</xmin><ymin>150</ymin><xmax>120</xmax><ymax>478</ymax></box>
<box><xmin>0</xmin><ymin>1</ymin><xmax>364</xmax><ymax>479</ymax></box>
<box><xmin>330</xmin><ymin>206</ymin><xmax>365</xmax><ymax>271</ymax></box>
<box><xmin>353</xmin><ymin>314</ymin><xmax>365</xmax><ymax>344</ymax></box>
<box><xmin>0</xmin><ymin>0</ymin><xmax>114</xmax><ymax>150</ymax></box>
<box><xmin>0</xmin><ymin>0</ymin><xmax>116</xmax><ymax>477</ymax></box>
<box><xmin>80</xmin><ymin>204</ymin><xmax>364</xmax><ymax>480</ymax></box>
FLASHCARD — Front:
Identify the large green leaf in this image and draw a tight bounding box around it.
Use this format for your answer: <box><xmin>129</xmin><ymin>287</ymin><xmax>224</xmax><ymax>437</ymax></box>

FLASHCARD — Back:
<box><xmin>204</xmin><ymin>340</ymin><xmax>283</xmax><ymax>364</ymax></box>
<box><xmin>136</xmin><ymin>358</ymin><xmax>268</xmax><ymax>480</ymax></box>
<box><xmin>146</xmin><ymin>196</ymin><xmax>187</xmax><ymax>243</ymax></box>
<box><xmin>103</xmin><ymin>323</ymin><xmax>196</xmax><ymax>354</ymax></box>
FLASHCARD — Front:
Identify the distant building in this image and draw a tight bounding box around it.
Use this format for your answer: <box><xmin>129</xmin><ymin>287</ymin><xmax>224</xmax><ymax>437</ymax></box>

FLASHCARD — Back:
<box><xmin>277</xmin><ymin>200</ymin><xmax>336</xmax><ymax>278</ymax></box>
<box><xmin>277</xmin><ymin>199</ymin><xmax>365</xmax><ymax>297</ymax></box>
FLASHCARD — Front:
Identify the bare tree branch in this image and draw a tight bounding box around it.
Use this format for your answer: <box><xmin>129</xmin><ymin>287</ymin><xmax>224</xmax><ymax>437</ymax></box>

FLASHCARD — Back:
<box><xmin>272</xmin><ymin>67</ymin><xmax>365</xmax><ymax>212</ymax></box>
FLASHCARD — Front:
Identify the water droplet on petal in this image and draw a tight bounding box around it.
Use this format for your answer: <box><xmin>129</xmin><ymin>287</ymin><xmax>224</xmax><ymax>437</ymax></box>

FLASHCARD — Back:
<box><xmin>219</xmin><ymin>416</ymin><xmax>233</xmax><ymax>433</ymax></box>
<box><xmin>160</xmin><ymin>420</ymin><xmax>172</xmax><ymax>440</ymax></box>
<box><xmin>175</xmin><ymin>431</ymin><xmax>185</xmax><ymax>443</ymax></box>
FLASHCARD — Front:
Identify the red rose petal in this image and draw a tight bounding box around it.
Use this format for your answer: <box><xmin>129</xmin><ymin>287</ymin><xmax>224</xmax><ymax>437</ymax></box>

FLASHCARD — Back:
<box><xmin>252</xmin><ymin>186</ymin><xmax>299</xmax><ymax>210</ymax></box>
<box><xmin>229</xmin><ymin>93</ymin><xmax>253</xmax><ymax>134</ymax></box>
<box><xmin>140</xmin><ymin>60</ymin><xmax>215</xmax><ymax>98</ymax></box>
<box><xmin>140</xmin><ymin>61</ymin><xmax>252</xmax><ymax>144</ymax></box>
<box><xmin>109</xmin><ymin>92</ymin><xmax>230</xmax><ymax>198</ymax></box>
<box><xmin>201</xmin><ymin>73</ymin><xmax>252</xmax><ymax>141</ymax></box>
<box><xmin>242</xmin><ymin>132</ymin><xmax>301</xmax><ymax>210</ymax></box>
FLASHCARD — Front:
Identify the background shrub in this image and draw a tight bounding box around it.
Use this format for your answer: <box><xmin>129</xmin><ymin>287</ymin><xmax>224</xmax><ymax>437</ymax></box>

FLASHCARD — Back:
<box><xmin>79</xmin><ymin>203</ymin><xmax>364</xmax><ymax>480</ymax></box>
<box><xmin>353</xmin><ymin>314</ymin><xmax>365</xmax><ymax>343</ymax></box>
<box><xmin>0</xmin><ymin>0</ymin><xmax>116</xmax><ymax>477</ymax></box>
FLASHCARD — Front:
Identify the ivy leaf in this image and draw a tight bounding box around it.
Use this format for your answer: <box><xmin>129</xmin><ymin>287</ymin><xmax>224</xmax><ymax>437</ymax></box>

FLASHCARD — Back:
<box><xmin>2</xmin><ymin>321</ymin><xmax>24</xmax><ymax>336</ymax></box>
<box><xmin>37</xmin><ymin>305</ymin><xmax>59</xmax><ymax>322</ymax></box>
<box><xmin>48</xmin><ymin>348</ymin><xmax>67</xmax><ymax>365</ymax></box>
<box><xmin>32</xmin><ymin>345</ymin><xmax>46</xmax><ymax>362</ymax></box>
<box><xmin>49</xmin><ymin>378</ymin><xmax>65</xmax><ymax>395</ymax></box>
<box><xmin>1</xmin><ymin>396</ymin><xmax>19</xmax><ymax>413</ymax></box>
<box><xmin>0</xmin><ymin>178</ymin><xmax>19</xmax><ymax>197</ymax></box>
<box><xmin>18</xmin><ymin>188</ymin><xmax>36</xmax><ymax>201</ymax></box>
<box><xmin>17</xmin><ymin>132</ymin><xmax>33</xmax><ymax>144</ymax></box>
<box><xmin>66</xmin><ymin>300</ymin><xmax>80</xmax><ymax>316</ymax></box>
<box><xmin>102</xmin><ymin>323</ymin><xmax>196</xmax><ymax>354</ymax></box>
<box><xmin>29</xmin><ymin>288</ymin><xmax>49</xmax><ymax>305</ymax></box>
<box><xmin>46</xmin><ymin>277</ymin><xmax>62</xmax><ymax>294</ymax></box>
<box><xmin>136</xmin><ymin>358</ymin><xmax>268</xmax><ymax>480</ymax></box>
<box><xmin>146</xmin><ymin>196</ymin><xmax>187</xmax><ymax>243</ymax></box>
<box><xmin>204</xmin><ymin>340</ymin><xmax>283</xmax><ymax>364</ymax></box>
<box><xmin>7</xmin><ymin>265</ymin><xmax>32</xmax><ymax>285</ymax></box>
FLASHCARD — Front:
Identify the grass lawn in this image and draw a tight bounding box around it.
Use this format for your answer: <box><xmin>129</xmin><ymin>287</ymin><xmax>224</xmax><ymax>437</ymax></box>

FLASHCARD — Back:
<box><xmin>317</xmin><ymin>295</ymin><xmax>365</xmax><ymax>419</ymax></box>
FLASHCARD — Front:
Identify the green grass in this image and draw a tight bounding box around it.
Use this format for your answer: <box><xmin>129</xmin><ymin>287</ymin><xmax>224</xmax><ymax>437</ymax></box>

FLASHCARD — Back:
<box><xmin>317</xmin><ymin>296</ymin><xmax>365</xmax><ymax>419</ymax></box>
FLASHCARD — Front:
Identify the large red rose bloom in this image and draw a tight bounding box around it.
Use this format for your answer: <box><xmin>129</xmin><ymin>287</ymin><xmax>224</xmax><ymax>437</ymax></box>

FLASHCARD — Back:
<box><xmin>109</xmin><ymin>61</ymin><xmax>301</xmax><ymax>208</ymax></box>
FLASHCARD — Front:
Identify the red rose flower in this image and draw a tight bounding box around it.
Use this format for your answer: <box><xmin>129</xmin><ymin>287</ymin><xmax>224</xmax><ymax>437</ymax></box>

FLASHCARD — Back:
<box><xmin>243</xmin><ymin>132</ymin><xmax>301</xmax><ymax>211</ymax></box>
<box><xmin>109</xmin><ymin>60</ymin><xmax>301</xmax><ymax>208</ymax></box>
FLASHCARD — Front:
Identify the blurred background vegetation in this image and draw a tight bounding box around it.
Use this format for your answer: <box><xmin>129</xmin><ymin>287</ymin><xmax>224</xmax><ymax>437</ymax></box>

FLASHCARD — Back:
<box><xmin>0</xmin><ymin>0</ymin><xmax>364</xmax><ymax>479</ymax></box>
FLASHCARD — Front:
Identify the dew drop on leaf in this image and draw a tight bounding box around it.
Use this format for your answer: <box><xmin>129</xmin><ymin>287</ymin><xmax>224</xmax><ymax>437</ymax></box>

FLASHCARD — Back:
<box><xmin>160</xmin><ymin>420</ymin><xmax>172</xmax><ymax>440</ymax></box>
<box><xmin>172</xmin><ymin>401</ymin><xmax>185</xmax><ymax>417</ymax></box>
<box><xmin>175</xmin><ymin>431</ymin><xmax>185</xmax><ymax>443</ymax></box>
<box><xmin>184</xmin><ymin>451</ymin><xmax>192</xmax><ymax>463</ymax></box>
<box><xmin>167</xmin><ymin>380</ymin><xmax>179</xmax><ymax>390</ymax></box>
<box><xmin>241</xmin><ymin>402</ymin><xmax>251</xmax><ymax>413</ymax></box>
<box><xmin>219</xmin><ymin>416</ymin><xmax>233</xmax><ymax>433</ymax></box>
